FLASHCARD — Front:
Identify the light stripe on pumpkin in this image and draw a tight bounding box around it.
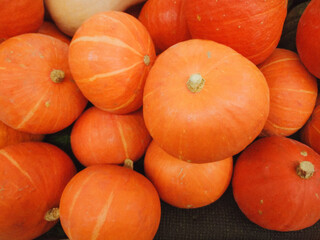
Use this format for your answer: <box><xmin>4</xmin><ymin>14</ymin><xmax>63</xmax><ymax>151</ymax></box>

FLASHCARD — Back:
<box><xmin>270</xmin><ymin>88</ymin><xmax>317</xmax><ymax>95</ymax></box>
<box><xmin>116</xmin><ymin>120</ymin><xmax>130</xmax><ymax>159</ymax></box>
<box><xmin>259</xmin><ymin>58</ymin><xmax>298</xmax><ymax>71</ymax></box>
<box><xmin>266</xmin><ymin>120</ymin><xmax>301</xmax><ymax>131</ymax></box>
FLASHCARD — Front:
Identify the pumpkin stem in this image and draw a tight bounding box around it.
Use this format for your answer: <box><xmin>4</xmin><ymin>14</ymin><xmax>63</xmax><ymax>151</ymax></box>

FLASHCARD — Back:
<box><xmin>187</xmin><ymin>73</ymin><xmax>205</xmax><ymax>93</ymax></box>
<box><xmin>44</xmin><ymin>207</ymin><xmax>60</xmax><ymax>222</ymax></box>
<box><xmin>296</xmin><ymin>161</ymin><xmax>314</xmax><ymax>179</ymax></box>
<box><xmin>50</xmin><ymin>69</ymin><xmax>65</xmax><ymax>83</ymax></box>
<box><xmin>124</xmin><ymin>159</ymin><xmax>134</xmax><ymax>170</ymax></box>
<box><xmin>144</xmin><ymin>55</ymin><xmax>151</xmax><ymax>66</ymax></box>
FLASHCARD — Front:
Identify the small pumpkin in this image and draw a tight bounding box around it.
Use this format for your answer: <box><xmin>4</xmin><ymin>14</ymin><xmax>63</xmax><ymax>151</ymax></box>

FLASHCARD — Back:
<box><xmin>258</xmin><ymin>48</ymin><xmax>317</xmax><ymax>137</ymax></box>
<box><xmin>232</xmin><ymin>136</ymin><xmax>320</xmax><ymax>231</ymax></box>
<box><xmin>0</xmin><ymin>0</ymin><xmax>44</xmax><ymax>41</ymax></box>
<box><xmin>0</xmin><ymin>142</ymin><xmax>76</xmax><ymax>240</ymax></box>
<box><xmin>71</xmin><ymin>107</ymin><xmax>151</xmax><ymax>166</ymax></box>
<box><xmin>143</xmin><ymin>39</ymin><xmax>269</xmax><ymax>163</ymax></box>
<box><xmin>69</xmin><ymin>11</ymin><xmax>155</xmax><ymax>114</ymax></box>
<box><xmin>144</xmin><ymin>141</ymin><xmax>233</xmax><ymax>208</ymax></box>
<box><xmin>139</xmin><ymin>0</ymin><xmax>191</xmax><ymax>53</ymax></box>
<box><xmin>45</xmin><ymin>0</ymin><xmax>146</xmax><ymax>36</ymax></box>
<box><xmin>296</xmin><ymin>0</ymin><xmax>320</xmax><ymax>78</ymax></box>
<box><xmin>37</xmin><ymin>21</ymin><xmax>71</xmax><ymax>44</ymax></box>
<box><xmin>0</xmin><ymin>33</ymin><xmax>88</xmax><ymax>134</ymax></box>
<box><xmin>59</xmin><ymin>162</ymin><xmax>161</xmax><ymax>240</ymax></box>
<box><xmin>184</xmin><ymin>0</ymin><xmax>287</xmax><ymax>64</ymax></box>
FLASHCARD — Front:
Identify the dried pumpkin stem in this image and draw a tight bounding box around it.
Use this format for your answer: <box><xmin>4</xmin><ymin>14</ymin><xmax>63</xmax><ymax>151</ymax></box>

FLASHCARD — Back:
<box><xmin>44</xmin><ymin>207</ymin><xmax>60</xmax><ymax>222</ymax></box>
<box><xmin>124</xmin><ymin>159</ymin><xmax>134</xmax><ymax>170</ymax></box>
<box><xmin>187</xmin><ymin>73</ymin><xmax>205</xmax><ymax>93</ymax></box>
<box><xmin>144</xmin><ymin>55</ymin><xmax>151</xmax><ymax>66</ymax></box>
<box><xmin>296</xmin><ymin>161</ymin><xmax>314</xmax><ymax>179</ymax></box>
<box><xmin>50</xmin><ymin>69</ymin><xmax>65</xmax><ymax>83</ymax></box>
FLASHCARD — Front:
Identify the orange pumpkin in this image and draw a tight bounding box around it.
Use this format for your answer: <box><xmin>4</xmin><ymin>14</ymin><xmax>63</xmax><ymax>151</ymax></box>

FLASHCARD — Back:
<box><xmin>0</xmin><ymin>0</ymin><xmax>44</xmax><ymax>41</ymax></box>
<box><xmin>144</xmin><ymin>141</ymin><xmax>233</xmax><ymax>208</ymax></box>
<box><xmin>0</xmin><ymin>33</ymin><xmax>87</xmax><ymax>134</ymax></box>
<box><xmin>69</xmin><ymin>11</ymin><xmax>156</xmax><ymax>114</ymax></box>
<box><xmin>0</xmin><ymin>121</ymin><xmax>44</xmax><ymax>149</ymax></box>
<box><xmin>37</xmin><ymin>21</ymin><xmax>71</xmax><ymax>44</ymax></box>
<box><xmin>71</xmin><ymin>107</ymin><xmax>151</xmax><ymax>166</ymax></box>
<box><xmin>184</xmin><ymin>0</ymin><xmax>287</xmax><ymax>64</ymax></box>
<box><xmin>60</xmin><ymin>163</ymin><xmax>161</xmax><ymax>240</ymax></box>
<box><xmin>143</xmin><ymin>39</ymin><xmax>269</xmax><ymax>163</ymax></box>
<box><xmin>258</xmin><ymin>48</ymin><xmax>318</xmax><ymax>137</ymax></box>
<box><xmin>0</xmin><ymin>142</ymin><xmax>76</xmax><ymax>240</ymax></box>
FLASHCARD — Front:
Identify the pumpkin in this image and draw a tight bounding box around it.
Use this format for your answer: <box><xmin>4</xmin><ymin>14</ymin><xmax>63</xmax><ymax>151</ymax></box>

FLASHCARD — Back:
<box><xmin>37</xmin><ymin>21</ymin><xmax>71</xmax><ymax>44</ymax></box>
<box><xmin>258</xmin><ymin>48</ymin><xmax>317</xmax><ymax>137</ymax></box>
<box><xmin>278</xmin><ymin>1</ymin><xmax>310</xmax><ymax>52</ymax></box>
<box><xmin>144</xmin><ymin>141</ymin><xmax>233</xmax><ymax>208</ymax></box>
<box><xmin>69</xmin><ymin>11</ymin><xmax>155</xmax><ymax>115</ymax></box>
<box><xmin>232</xmin><ymin>136</ymin><xmax>320</xmax><ymax>231</ymax></box>
<box><xmin>0</xmin><ymin>121</ymin><xmax>44</xmax><ymax>149</ymax></box>
<box><xmin>300</xmin><ymin>97</ymin><xmax>320</xmax><ymax>154</ymax></box>
<box><xmin>0</xmin><ymin>0</ymin><xmax>44</xmax><ymax>41</ymax></box>
<box><xmin>0</xmin><ymin>33</ymin><xmax>88</xmax><ymax>134</ymax></box>
<box><xmin>0</xmin><ymin>142</ymin><xmax>76</xmax><ymax>240</ymax></box>
<box><xmin>71</xmin><ymin>107</ymin><xmax>151</xmax><ymax>166</ymax></box>
<box><xmin>143</xmin><ymin>39</ymin><xmax>269</xmax><ymax>163</ymax></box>
<box><xmin>139</xmin><ymin>0</ymin><xmax>191</xmax><ymax>53</ymax></box>
<box><xmin>184</xmin><ymin>0</ymin><xmax>287</xmax><ymax>64</ymax></box>
<box><xmin>296</xmin><ymin>0</ymin><xmax>320</xmax><ymax>78</ymax></box>
<box><xmin>45</xmin><ymin>0</ymin><xmax>146</xmax><ymax>36</ymax></box>
<box><xmin>59</xmin><ymin>162</ymin><xmax>161</xmax><ymax>240</ymax></box>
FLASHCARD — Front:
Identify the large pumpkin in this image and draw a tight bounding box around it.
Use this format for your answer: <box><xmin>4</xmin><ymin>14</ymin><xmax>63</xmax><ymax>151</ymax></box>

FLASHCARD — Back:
<box><xmin>0</xmin><ymin>33</ymin><xmax>88</xmax><ymax>134</ymax></box>
<box><xmin>144</xmin><ymin>141</ymin><xmax>233</xmax><ymax>208</ymax></box>
<box><xmin>0</xmin><ymin>142</ymin><xmax>76</xmax><ymax>240</ymax></box>
<box><xmin>139</xmin><ymin>0</ymin><xmax>191</xmax><ymax>53</ymax></box>
<box><xmin>0</xmin><ymin>0</ymin><xmax>44</xmax><ymax>41</ymax></box>
<box><xmin>258</xmin><ymin>48</ymin><xmax>317</xmax><ymax>137</ymax></box>
<box><xmin>233</xmin><ymin>136</ymin><xmax>320</xmax><ymax>231</ymax></box>
<box><xmin>69</xmin><ymin>11</ymin><xmax>156</xmax><ymax>114</ymax></box>
<box><xmin>71</xmin><ymin>107</ymin><xmax>151</xmax><ymax>166</ymax></box>
<box><xmin>60</xmin><ymin>163</ymin><xmax>161</xmax><ymax>240</ymax></box>
<box><xmin>143</xmin><ymin>39</ymin><xmax>269</xmax><ymax>163</ymax></box>
<box><xmin>184</xmin><ymin>0</ymin><xmax>287</xmax><ymax>64</ymax></box>
<box><xmin>296</xmin><ymin>0</ymin><xmax>320</xmax><ymax>78</ymax></box>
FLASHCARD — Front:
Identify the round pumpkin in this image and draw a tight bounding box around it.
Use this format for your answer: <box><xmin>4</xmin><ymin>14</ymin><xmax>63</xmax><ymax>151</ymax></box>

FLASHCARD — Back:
<box><xmin>143</xmin><ymin>39</ymin><xmax>269</xmax><ymax>163</ymax></box>
<box><xmin>144</xmin><ymin>141</ymin><xmax>233</xmax><ymax>208</ymax></box>
<box><xmin>0</xmin><ymin>33</ymin><xmax>88</xmax><ymax>134</ymax></box>
<box><xmin>184</xmin><ymin>0</ymin><xmax>287</xmax><ymax>64</ymax></box>
<box><xmin>0</xmin><ymin>142</ymin><xmax>76</xmax><ymax>240</ymax></box>
<box><xmin>0</xmin><ymin>0</ymin><xmax>44</xmax><ymax>41</ymax></box>
<box><xmin>296</xmin><ymin>0</ymin><xmax>320</xmax><ymax>78</ymax></box>
<box><xmin>59</xmin><ymin>163</ymin><xmax>161</xmax><ymax>240</ymax></box>
<box><xmin>232</xmin><ymin>136</ymin><xmax>320</xmax><ymax>231</ymax></box>
<box><xmin>258</xmin><ymin>48</ymin><xmax>317</xmax><ymax>137</ymax></box>
<box><xmin>0</xmin><ymin>121</ymin><xmax>44</xmax><ymax>149</ymax></box>
<box><xmin>69</xmin><ymin>11</ymin><xmax>156</xmax><ymax>114</ymax></box>
<box><xmin>71</xmin><ymin>107</ymin><xmax>151</xmax><ymax>166</ymax></box>
<box><xmin>37</xmin><ymin>21</ymin><xmax>71</xmax><ymax>44</ymax></box>
<box><xmin>139</xmin><ymin>0</ymin><xmax>191</xmax><ymax>53</ymax></box>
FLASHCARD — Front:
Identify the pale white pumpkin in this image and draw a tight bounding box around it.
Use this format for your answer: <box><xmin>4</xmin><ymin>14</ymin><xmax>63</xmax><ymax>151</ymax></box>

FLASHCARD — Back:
<box><xmin>45</xmin><ymin>0</ymin><xmax>146</xmax><ymax>36</ymax></box>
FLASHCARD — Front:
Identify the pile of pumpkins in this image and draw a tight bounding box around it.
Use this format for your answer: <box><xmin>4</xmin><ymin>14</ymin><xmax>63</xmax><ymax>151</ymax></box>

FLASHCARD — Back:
<box><xmin>0</xmin><ymin>0</ymin><xmax>320</xmax><ymax>239</ymax></box>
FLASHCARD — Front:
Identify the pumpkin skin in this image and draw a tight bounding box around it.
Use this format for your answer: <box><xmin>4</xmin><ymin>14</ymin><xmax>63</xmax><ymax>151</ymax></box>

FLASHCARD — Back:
<box><xmin>258</xmin><ymin>48</ymin><xmax>317</xmax><ymax>137</ymax></box>
<box><xmin>0</xmin><ymin>33</ymin><xmax>88</xmax><ymax>134</ymax></box>
<box><xmin>37</xmin><ymin>21</ymin><xmax>71</xmax><ymax>44</ymax></box>
<box><xmin>139</xmin><ymin>0</ymin><xmax>191</xmax><ymax>53</ymax></box>
<box><xmin>45</xmin><ymin>0</ymin><xmax>146</xmax><ymax>36</ymax></box>
<box><xmin>143</xmin><ymin>39</ymin><xmax>269</xmax><ymax>163</ymax></box>
<box><xmin>0</xmin><ymin>142</ymin><xmax>77</xmax><ymax>240</ymax></box>
<box><xmin>184</xmin><ymin>0</ymin><xmax>287</xmax><ymax>64</ymax></box>
<box><xmin>296</xmin><ymin>0</ymin><xmax>320</xmax><ymax>78</ymax></box>
<box><xmin>59</xmin><ymin>164</ymin><xmax>161</xmax><ymax>240</ymax></box>
<box><xmin>144</xmin><ymin>141</ymin><xmax>233</xmax><ymax>208</ymax></box>
<box><xmin>71</xmin><ymin>107</ymin><xmax>151</xmax><ymax>166</ymax></box>
<box><xmin>69</xmin><ymin>11</ymin><xmax>156</xmax><ymax>114</ymax></box>
<box><xmin>232</xmin><ymin>136</ymin><xmax>320</xmax><ymax>231</ymax></box>
<box><xmin>0</xmin><ymin>0</ymin><xmax>44</xmax><ymax>41</ymax></box>
<box><xmin>0</xmin><ymin>121</ymin><xmax>44</xmax><ymax>149</ymax></box>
